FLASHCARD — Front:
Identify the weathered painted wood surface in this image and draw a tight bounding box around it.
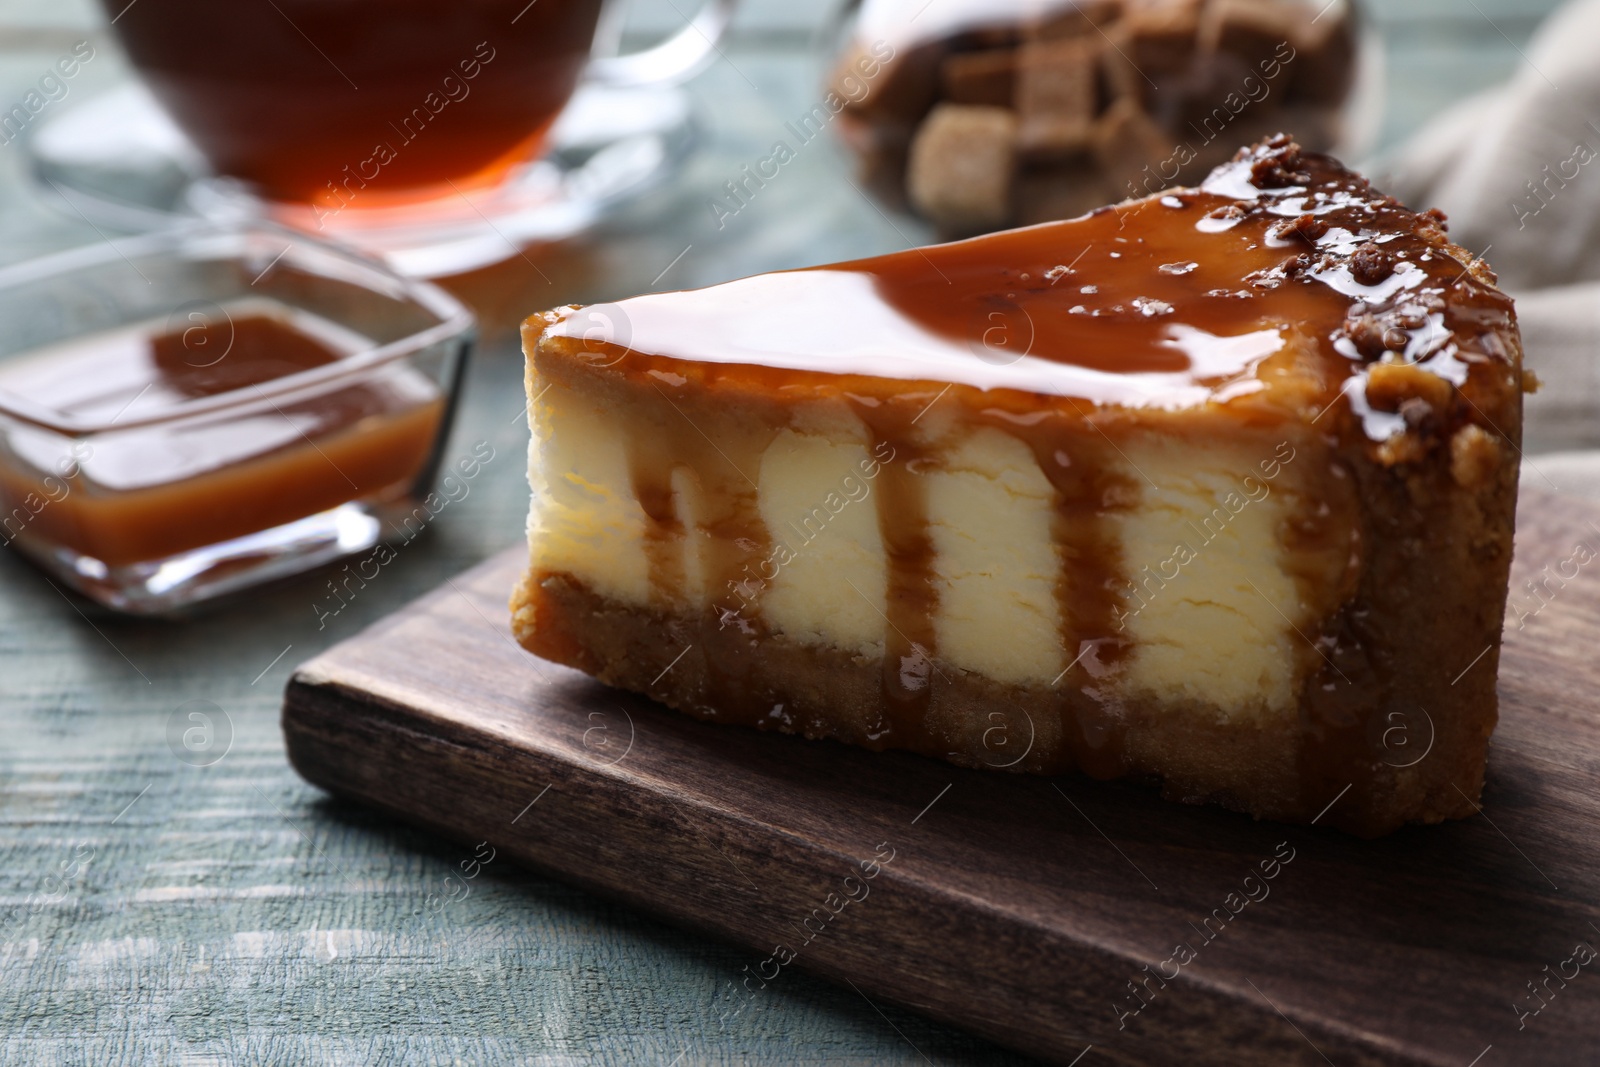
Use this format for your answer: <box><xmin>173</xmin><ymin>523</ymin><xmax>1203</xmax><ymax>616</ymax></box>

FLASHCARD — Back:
<box><xmin>0</xmin><ymin>1</ymin><xmax>1580</xmax><ymax>1062</ymax></box>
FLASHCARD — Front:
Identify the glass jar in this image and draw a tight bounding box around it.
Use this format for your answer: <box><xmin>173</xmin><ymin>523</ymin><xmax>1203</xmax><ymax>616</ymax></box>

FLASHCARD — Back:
<box><xmin>828</xmin><ymin>0</ymin><xmax>1376</xmax><ymax>236</ymax></box>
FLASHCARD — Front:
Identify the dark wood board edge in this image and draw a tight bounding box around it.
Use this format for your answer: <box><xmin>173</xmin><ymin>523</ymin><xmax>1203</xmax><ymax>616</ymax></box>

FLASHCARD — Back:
<box><xmin>283</xmin><ymin>659</ymin><xmax>1434</xmax><ymax>1067</ymax></box>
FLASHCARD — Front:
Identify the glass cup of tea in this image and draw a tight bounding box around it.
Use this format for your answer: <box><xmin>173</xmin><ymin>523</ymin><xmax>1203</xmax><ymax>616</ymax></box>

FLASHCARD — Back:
<box><xmin>100</xmin><ymin>0</ymin><xmax>737</xmax><ymax>231</ymax></box>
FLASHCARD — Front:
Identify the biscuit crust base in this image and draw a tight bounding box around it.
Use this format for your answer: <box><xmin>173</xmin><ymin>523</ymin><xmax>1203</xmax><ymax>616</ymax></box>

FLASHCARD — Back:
<box><xmin>513</xmin><ymin>551</ymin><xmax>1502</xmax><ymax>837</ymax></box>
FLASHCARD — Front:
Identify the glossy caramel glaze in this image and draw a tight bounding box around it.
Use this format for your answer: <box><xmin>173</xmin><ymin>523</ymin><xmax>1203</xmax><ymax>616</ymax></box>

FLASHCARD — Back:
<box><xmin>527</xmin><ymin>138</ymin><xmax>1523</xmax><ymax>832</ymax></box>
<box><xmin>549</xmin><ymin>140</ymin><xmax>1509</xmax><ymax>417</ymax></box>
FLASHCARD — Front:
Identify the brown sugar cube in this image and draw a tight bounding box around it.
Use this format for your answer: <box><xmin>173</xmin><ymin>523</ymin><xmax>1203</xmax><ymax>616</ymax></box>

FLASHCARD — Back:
<box><xmin>1102</xmin><ymin>0</ymin><xmax>1202</xmax><ymax>104</ymax></box>
<box><xmin>829</xmin><ymin>39</ymin><xmax>947</xmax><ymax>130</ymax></box>
<box><xmin>1177</xmin><ymin>103</ymin><xmax>1340</xmax><ymax>178</ymax></box>
<box><xmin>962</xmin><ymin>23</ymin><xmax>1027</xmax><ymax>50</ymax></box>
<box><xmin>1178</xmin><ymin>79</ymin><xmax>1301</xmax><ymax>168</ymax></box>
<box><xmin>1274</xmin><ymin>103</ymin><xmax>1340</xmax><ymax>151</ymax></box>
<box><xmin>1198</xmin><ymin>0</ymin><xmax>1303</xmax><ymax>94</ymax></box>
<box><xmin>846</xmin><ymin>127</ymin><xmax>914</xmax><ymax>212</ymax></box>
<box><xmin>941</xmin><ymin>48</ymin><xmax>1018</xmax><ymax>108</ymax></box>
<box><xmin>1090</xmin><ymin>96</ymin><xmax>1173</xmax><ymax>186</ymax></box>
<box><xmin>906</xmin><ymin>104</ymin><xmax>1019</xmax><ymax>232</ymax></box>
<box><xmin>1015</xmin><ymin>37</ymin><xmax>1102</xmax><ymax>162</ymax></box>
<box><xmin>1121</xmin><ymin>0</ymin><xmax>1203</xmax><ymax>70</ymax></box>
<box><xmin>1014</xmin><ymin>163</ymin><xmax>1122</xmax><ymax>225</ymax></box>
<box><xmin>1287</xmin><ymin>5</ymin><xmax>1358</xmax><ymax>105</ymax></box>
<box><xmin>1028</xmin><ymin>0</ymin><xmax>1124</xmax><ymax>40</ymax></box>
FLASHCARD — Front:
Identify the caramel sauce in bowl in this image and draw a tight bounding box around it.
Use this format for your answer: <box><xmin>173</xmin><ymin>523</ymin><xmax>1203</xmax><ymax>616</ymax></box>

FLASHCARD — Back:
<box><xmin>0</xmin><ymin>226</ymin><xmax>473</xmax><ymax>613</ymax></box>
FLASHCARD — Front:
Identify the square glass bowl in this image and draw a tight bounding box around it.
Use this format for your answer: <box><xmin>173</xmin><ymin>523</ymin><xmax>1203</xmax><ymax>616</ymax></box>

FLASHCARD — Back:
<box><xmin>0</xmin><ymin>224</ymin><xmax>474</xmax><ymax>613</ymax></box>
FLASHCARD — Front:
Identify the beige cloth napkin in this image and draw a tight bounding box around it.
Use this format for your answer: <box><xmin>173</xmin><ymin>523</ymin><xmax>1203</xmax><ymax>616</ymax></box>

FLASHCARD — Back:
<box><xmin>1371</xmin><ymin>0</ymin><xmax>1600</xmax><ymax>491</ymax></box>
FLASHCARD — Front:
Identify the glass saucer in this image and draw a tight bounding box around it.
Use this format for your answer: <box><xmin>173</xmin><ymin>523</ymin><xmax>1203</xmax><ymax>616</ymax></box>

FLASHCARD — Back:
<box><xmin>23</xmin><ymin>81</ymin><xmax>697</xmax><ymax>278</ymax></box>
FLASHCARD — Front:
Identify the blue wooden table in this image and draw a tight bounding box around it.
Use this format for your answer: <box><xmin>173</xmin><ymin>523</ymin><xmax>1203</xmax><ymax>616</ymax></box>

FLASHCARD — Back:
<box><xmin>0</xmin><ymin>1</ymin><xmax>1565</xmax><ymax>1062</ymax></box>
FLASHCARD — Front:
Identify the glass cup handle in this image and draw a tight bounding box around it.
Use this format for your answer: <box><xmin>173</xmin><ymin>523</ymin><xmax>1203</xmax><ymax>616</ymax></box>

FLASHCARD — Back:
<box><xmin>586</xmin><ymin>0</ymin><xmax>740</xmax><ymax>88</ymax></box>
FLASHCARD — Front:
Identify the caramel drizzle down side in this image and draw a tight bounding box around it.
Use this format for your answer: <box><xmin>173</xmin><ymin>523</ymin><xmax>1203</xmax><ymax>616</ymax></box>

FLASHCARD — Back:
<box><xmin>692</xmin><ymin>420</ymin><xmax>782</xmax><ymax>718</ymax></box>
<box><xmin>982</xmin><ymin>408</ymin><xmax>1136</xmax><ymax>779</ymax></box>
<box><xmin>627</xmin><ymin>387</ymin><xmax>780</xmax><ymax>718</ymax></box>
<box><xmin>625</xmin><ymin>433</ymin><xmax>687</xmax><ymax>610</ymax></box>
<box><xmin>849</xmin><ymin>396</ymin><xmax>942</xmax><ymax>749</ymax></box>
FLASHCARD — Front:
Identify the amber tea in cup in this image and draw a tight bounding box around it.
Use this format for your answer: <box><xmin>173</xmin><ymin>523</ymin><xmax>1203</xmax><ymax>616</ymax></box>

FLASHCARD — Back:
<box><xmin>104</xmin><ymin>0</ymin><xmax>606</xmax><ymax>206</ymax></box>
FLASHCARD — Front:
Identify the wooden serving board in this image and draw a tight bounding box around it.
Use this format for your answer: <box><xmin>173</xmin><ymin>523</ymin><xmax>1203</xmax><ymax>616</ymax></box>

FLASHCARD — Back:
<box><xmin>282</xmin><ymin>487</ymin><xmax>1600</xmax><ymax>1067</ymax></box>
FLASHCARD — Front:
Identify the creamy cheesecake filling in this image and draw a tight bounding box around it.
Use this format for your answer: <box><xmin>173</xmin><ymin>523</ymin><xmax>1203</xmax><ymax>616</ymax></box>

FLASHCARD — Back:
<box><xmin>925</xmin><ymin>427</ymin><xmax>1063</xmax><ymax>687</ymax></box>
<box><xmin>526</xmin><ymin>381</ymin><xmax>655</xmax><ymax>605</ymax></box>
<box><xmin>1113</xmin><ymin>433</ymin><xmax>1320</xmax><ymax>717</ymax></box>
<box><xmin>756</xmin><ymin>429</ymin><xmax>888</xmax><ymax>653</ymax></box>
<box><xmin>526</xmin><ymin>370</ymin><xmax>1336</xmax><ymax>722</ymax></box>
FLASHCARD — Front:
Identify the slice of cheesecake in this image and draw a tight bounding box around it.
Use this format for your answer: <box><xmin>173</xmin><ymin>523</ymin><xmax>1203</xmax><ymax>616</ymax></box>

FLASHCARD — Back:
<box><xmin>513</xmin><ymin>137</ymin><xmax>1524</xmax><ymax>835</ymax></box>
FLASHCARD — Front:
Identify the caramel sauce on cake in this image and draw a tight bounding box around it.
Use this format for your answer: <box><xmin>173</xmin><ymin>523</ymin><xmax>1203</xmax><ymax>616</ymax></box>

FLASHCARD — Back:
<box><xmin>525</xmin><ymin>138</ymin><xmax>1523</xmax><ymax>833</ymax></box>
